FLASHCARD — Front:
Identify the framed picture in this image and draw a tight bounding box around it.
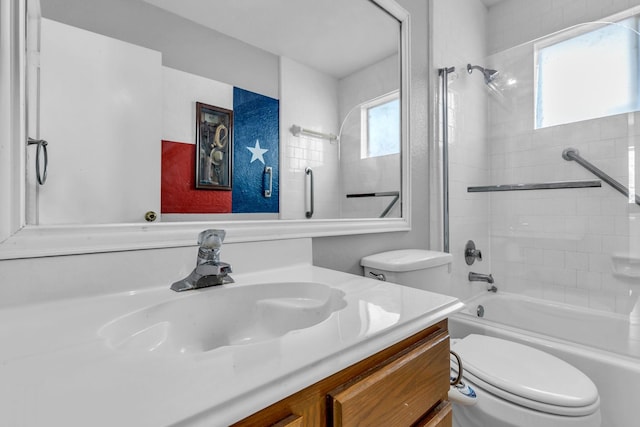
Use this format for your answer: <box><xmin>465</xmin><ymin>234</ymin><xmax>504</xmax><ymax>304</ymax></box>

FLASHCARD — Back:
<box><xmin>195</xmin><ymin>102</ymin><xmax>233</xmax><ymax>190</ymax></box>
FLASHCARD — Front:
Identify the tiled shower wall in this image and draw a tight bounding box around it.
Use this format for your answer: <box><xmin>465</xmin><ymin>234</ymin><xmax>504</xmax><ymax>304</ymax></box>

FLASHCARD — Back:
<box><xmin>279</xmin><ymin>57</ymin><xmax>340</xmax><ymax>220</ymax></box>
<box><xmin>432</xmin><ymin>0</ymin><xmax>491</xmax><ymax>300</ymax></box>
<box><xmin>485</xmin><ymin>0</ymin><xmax>640</xmax><ymax>313</ymax></box>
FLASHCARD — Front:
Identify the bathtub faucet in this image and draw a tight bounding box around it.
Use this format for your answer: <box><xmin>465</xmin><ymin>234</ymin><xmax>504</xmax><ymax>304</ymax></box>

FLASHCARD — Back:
<box><xmin>170</xmin><ymin>229</ymin><xmax>234</xmax><ymax>292</ymax></box>
<box><xmin>468</xmin><ymin>272</ymin><xmax>497</xmax><ymax>292</ymax></box>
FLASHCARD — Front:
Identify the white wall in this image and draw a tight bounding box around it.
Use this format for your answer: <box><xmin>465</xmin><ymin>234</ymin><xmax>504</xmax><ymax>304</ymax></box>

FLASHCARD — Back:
<box><xmin>279</xmin><ymin>57</ymin><xmax>340</xmax><ymax>220</ymax></box>
<box><xmin>484</xmin><ymin>0</ymin><xmax>640</xmax><ymax>313</ymax></box>
<box><xmin>40</xmin><ymin>0</ymin><xmax>279</xmax><ymax>100</ymax></box>
<box><xmin>38</xmin><ymin>18</ymin><xmax>161</xmax><ymax>224</ymax></box>
<box><xmin>431</xmin><ymin>0</ymin><xmax>491</xmax><ymax>300</ymax></box>
<box><xmin>162</xmin><ymin>67</ymin><xmax>233</xmax><ymax>145</ymax></box>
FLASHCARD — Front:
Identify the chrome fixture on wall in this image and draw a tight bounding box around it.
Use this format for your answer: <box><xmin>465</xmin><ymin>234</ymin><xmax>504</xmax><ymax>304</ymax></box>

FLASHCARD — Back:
<box><xmin>464</xmin><ymin>240</ymin><xmax>482</xmax><ymax>265</ymax></box>
<box><xmin>290</xmin><ymin>125</ymin><xmax>337</xmax><ymax>142</ymax></box>
<box><xmin>563</xmin><ymin>147</ymin><xmax>640</xmax><ymax>205</ymax></box>
<box><xmin>469</xmin><ymin>272</ymin><xmax>497</xmax><ymax>292</ymax></box>
<box><xmin>467</xmin><ymin>180</ymin><xmax>601</xmax><ymax>193</ymax></box>
<box><xmin>438</xmin><ymin>66</ymin><xmax>455</xmax><ymax>253</ymax></box>
<box><xmin>467</xmin><ymin>63</ymin><xmax>499</xmax><ymax>84</ymax></box>
<box><xmin>305</xmin><ymin>167</ymin><xmax>314</xmax><ymax>219</ymax></box>
<box><xmin>346</xmin><ymin>191</ymin><xmax>400</xmax><ymax>218</ymax></box>
<box><xmin>27</xmin><ymin>138</ymin><xmax>49</xmax><ymax>185</ymax></box>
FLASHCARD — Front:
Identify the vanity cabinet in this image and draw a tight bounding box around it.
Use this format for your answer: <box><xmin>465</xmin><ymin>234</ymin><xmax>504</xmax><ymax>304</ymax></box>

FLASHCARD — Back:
<box><xmin>232</xmin><ymin>320</ymin><xmax>451</xmax><ymax>427</ymax></box>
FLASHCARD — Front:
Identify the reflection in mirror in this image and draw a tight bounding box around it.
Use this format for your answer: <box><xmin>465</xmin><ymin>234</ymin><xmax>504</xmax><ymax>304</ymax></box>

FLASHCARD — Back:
<box><xmin>27</xmin><ymin>0</ymin><xmax>402</xmax><ymax>225</ymax></box>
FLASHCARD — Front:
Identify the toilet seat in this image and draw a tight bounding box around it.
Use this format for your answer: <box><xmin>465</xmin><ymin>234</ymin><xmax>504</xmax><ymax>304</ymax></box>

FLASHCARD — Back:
<box><xmin>452</xmin><ymin>335</ymin><xmax>600</xmax><ymax>417</ymax></box>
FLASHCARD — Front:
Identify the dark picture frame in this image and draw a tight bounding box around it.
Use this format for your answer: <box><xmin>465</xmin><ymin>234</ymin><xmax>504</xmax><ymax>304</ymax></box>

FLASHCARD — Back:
<box><xmin>195</xmin><ymin>102</ymin><xmax>233</xmax><ymax>190</ymax></box>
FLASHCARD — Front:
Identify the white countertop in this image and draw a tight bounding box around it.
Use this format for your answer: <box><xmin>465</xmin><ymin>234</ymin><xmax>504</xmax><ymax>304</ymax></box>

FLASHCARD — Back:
<box><xmin>0</xmin><ymin>265</ymin><xmax>462</xmax><ymax>427</ymax></box>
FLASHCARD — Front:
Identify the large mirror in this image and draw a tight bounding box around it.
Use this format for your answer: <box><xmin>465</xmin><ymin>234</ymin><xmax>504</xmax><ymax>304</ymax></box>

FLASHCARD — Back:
<box><xmin>2</xmin><ymin>0</ymin><xmax>409</xmax><ymax>258</ymax></box>
<box><xmin>27</xmin><ymin>0</ymin><xmax>405</xmax><ymax>224</ymax></box>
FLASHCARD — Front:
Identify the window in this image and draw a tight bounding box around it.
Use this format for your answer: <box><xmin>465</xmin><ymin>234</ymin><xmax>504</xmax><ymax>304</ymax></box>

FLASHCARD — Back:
<box><xmin>361</xmin><ymin>92</ymin><xmax>400</xmax><ymax>158</ymax></box>
<box><xmin>535</xmin><ymin>16</ymin><xmax>640</xmax><ymax>129</ymax></box>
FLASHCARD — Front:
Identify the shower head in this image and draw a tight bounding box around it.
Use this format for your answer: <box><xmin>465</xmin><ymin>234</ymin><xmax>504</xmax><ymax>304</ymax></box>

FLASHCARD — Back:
<box><xmin>467</xmin><ymin>63</ymin><xmax>499</xmax><ymax>84</ymax></box>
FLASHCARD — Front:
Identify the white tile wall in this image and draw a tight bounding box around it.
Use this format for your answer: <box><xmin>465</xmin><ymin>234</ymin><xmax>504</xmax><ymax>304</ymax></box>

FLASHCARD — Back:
<box><xmin>483</xmin><ymin>0</ymin><xmax>640</xmax><ymax>313</ymax></box>
<box><xmin>432</xmin><ymin>0</ymin><xmax>640</xmax><ymax>313</ymax></box>
<box><xmin>279</xmin><ymin>57</ymin><xmax>340</xmax><ymax>220</ymax></box>
<box><xmin>433</xmin><ymin>0</ymin><xmax>491</xmax><ymax>301</ymax></box>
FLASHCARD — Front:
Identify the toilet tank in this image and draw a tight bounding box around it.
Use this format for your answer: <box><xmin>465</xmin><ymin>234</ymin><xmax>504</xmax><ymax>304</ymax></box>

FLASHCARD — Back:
<box><xmin>361</xmin><ymin>249</ymin><xmax>453</xmax><ymax>294</ymax></box>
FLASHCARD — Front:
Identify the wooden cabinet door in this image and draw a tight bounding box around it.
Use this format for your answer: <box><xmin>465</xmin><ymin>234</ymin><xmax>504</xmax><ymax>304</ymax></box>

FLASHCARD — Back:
<box><xmin>414</xmin><ymin>401</ymin><xmax>452</xmax><ymax>427</ymax></box>
<box><xmin>327</xmin><ymin>333</ymin><xmax>450</xmax><ymax>427</ymax></box>
<box><xmin>231</xmin><ymin>321</ymin><xmax>449</xmax><ymax>427</ymax></box>
<box><xmin>272</xmin><ymin>414</ymin><xmax>304</xmax><ymax>427</ymax></box>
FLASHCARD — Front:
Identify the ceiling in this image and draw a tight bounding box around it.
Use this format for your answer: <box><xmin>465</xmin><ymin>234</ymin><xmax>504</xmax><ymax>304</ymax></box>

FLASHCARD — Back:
<box><xmin>142</xmin><ymin>0</ymin><xmax>400</xmax><ymax>79</ymax></box>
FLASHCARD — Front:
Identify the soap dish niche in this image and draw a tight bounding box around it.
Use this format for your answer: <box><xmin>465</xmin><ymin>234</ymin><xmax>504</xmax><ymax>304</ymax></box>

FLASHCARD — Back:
<box><xmin>611</xmin><ymin>253</ymin><xmax>640</xmax><ymax>280</ymax></box>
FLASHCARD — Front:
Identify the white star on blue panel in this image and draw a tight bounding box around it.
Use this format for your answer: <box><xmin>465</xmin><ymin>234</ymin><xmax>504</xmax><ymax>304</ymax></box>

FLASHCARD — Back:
<box><xmin>246</xmin><ymin>139</ymin><xmax>268</xmax><ymax>164</ymax></box>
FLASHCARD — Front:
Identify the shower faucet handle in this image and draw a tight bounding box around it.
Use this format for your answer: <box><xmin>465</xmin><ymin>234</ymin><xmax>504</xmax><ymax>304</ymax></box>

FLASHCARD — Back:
<box><xmin>465</xmin><ymin>240</ymin><xmax>482</xmax><ymax>265</ymax></box>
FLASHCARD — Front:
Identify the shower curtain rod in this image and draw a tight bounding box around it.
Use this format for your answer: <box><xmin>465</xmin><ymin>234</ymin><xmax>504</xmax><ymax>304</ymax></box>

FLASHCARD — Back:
<box><xmin>563</xmin><ymin>148</ymin><xmax>640</xmax><ymax>206</ymax></box>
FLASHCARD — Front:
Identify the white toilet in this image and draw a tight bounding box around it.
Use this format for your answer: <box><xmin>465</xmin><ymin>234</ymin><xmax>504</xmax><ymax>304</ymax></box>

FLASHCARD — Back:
<box><xmin>361</xmin><ymin>249</ymin><xmax>602</xmax><ymax>427</ymax></box>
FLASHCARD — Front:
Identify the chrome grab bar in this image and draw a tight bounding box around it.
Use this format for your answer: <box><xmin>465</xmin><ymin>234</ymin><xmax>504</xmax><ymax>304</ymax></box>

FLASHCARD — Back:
<box><xmin>563</xmin><ymin>148</ymin><xmax>640</xmax><ymax>206</ymax></box>
<box><xmin>264</xmin><ymin>166</ymin><xmax>272</xmax><ymax>198</ymax></box>
<box><xmin>467</xmin><ymin>180</ymin><xmax>601</xmax><ymax>192</ymax></box>
<box><xmin>28</xmin><ymin>138</ymin><xmax>48</xmax><ymax>185</ymax></box>
<box><xmin>346</xmin><ymin>191</ymin><xmax>400</xmax><ymax>218</ymax></box>
<box><xmin>305</xmin><ymin>167</ymin><xmax>314</xmax><ymax>218</ymax></box>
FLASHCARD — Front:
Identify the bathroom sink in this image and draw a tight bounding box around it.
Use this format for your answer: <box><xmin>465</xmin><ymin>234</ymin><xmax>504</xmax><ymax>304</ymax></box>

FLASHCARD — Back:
<box><xmin>99</xmin><ymin>282</ymin><xmax>346</xmax><ymax>355</ymax></box>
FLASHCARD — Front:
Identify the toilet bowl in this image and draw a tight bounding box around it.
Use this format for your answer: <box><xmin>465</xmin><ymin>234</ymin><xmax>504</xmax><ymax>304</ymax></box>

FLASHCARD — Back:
<box><xmin>450</xmin><ymin>334</ymin><xmax>601</xmax><ymax>427</ymax></box>
<box><xmin>360</xmin><ymin>249</ymin><xmax>602</xmax><ymax>427</ymax></box>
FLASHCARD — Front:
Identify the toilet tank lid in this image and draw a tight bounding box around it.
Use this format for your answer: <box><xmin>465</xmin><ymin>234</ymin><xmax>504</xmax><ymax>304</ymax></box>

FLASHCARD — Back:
<box><xmin>360</xmin><ymin>249</ymin><xmax>453</xmax><ymax>272</ymax></box>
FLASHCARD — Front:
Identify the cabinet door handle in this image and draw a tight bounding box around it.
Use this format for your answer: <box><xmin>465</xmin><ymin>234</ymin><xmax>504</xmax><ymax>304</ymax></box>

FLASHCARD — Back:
<box><xmin>28</xmin><ymin>138</ymin><xmax>48</xmax><ymax>185</ymax></box>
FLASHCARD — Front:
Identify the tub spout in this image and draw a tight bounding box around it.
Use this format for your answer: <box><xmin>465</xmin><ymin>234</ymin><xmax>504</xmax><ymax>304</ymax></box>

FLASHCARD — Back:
<box><xmin>468</xmin><ymin>272</ymin><xmax>494</xmax><ymax>284</ymax></box>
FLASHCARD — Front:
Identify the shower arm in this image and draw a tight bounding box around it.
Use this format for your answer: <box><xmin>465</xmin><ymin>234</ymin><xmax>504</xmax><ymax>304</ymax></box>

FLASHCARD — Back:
<box><xmin>563</xmin><ymin>148</ymin><xmax>640</xmax><ymax>206</ymax></box>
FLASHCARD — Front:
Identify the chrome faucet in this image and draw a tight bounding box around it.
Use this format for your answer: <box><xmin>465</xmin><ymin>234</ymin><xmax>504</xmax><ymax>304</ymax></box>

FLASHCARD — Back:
<box><xmin>468</xmin><ymin>272</ymin><xmax>497</xmax><ymax>292</ymax></box>
<box><xmin>171</xmin><ymin>229</ymin><xmax>234</xmax><ymax>292</ymax></box>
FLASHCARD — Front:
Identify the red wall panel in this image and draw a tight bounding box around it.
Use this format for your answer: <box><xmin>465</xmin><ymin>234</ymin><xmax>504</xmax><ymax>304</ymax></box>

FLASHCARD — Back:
<box><xmin>161</xmin><ymin>140</ymin><xmax>231</xmax><ymax>213</ymax></box>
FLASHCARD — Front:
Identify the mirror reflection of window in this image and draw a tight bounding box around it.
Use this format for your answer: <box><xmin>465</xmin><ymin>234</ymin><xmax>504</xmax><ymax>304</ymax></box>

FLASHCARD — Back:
<box><xmin>361</xmin><ymin>91</ymin><xmax>400</xmax><ymax>159</ymax></box>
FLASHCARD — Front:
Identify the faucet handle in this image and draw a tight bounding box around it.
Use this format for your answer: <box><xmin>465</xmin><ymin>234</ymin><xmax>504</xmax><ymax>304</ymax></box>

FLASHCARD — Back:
<box><xmin>197</xmin><ymin>229</ymin><xmax>227</xmax><ymax>262</ymax></box>
<box><xmin>465</xmin><ymin>240</ymin><xmax>482</xmax><ymax>265</ymax></box>
<box><xmin>198</xmin><ymin>229</ymin><xmax>226</xmax><ymax>248</ymax></box>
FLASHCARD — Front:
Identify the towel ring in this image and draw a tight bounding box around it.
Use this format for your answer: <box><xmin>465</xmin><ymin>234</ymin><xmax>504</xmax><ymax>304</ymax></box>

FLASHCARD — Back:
<box><xmin>28</xmin><ymin>138</ymin><xmax>48</xmax><ymax>185</ymax></box>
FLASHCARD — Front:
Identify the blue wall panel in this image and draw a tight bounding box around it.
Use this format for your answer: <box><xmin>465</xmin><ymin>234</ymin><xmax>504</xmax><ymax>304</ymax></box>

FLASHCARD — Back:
<box><xmin>232</xmin><ymin>87</ymin><xmax>279</xmax><ymax>213</ymax></box>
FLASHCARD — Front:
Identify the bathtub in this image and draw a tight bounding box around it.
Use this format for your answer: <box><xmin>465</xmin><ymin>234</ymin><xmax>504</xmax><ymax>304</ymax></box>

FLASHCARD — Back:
<box><xmin>449</xmin><ymin>292</ymin><xmax>640</xmax><ymax>427</ymax></box>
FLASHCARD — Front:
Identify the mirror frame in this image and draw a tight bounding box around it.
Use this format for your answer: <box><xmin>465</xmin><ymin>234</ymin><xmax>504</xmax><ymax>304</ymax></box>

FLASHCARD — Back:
<box><xmin>0</xmin><ymin>0</ymin><xmax>411</xmax><ymax>259</ymax></box>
